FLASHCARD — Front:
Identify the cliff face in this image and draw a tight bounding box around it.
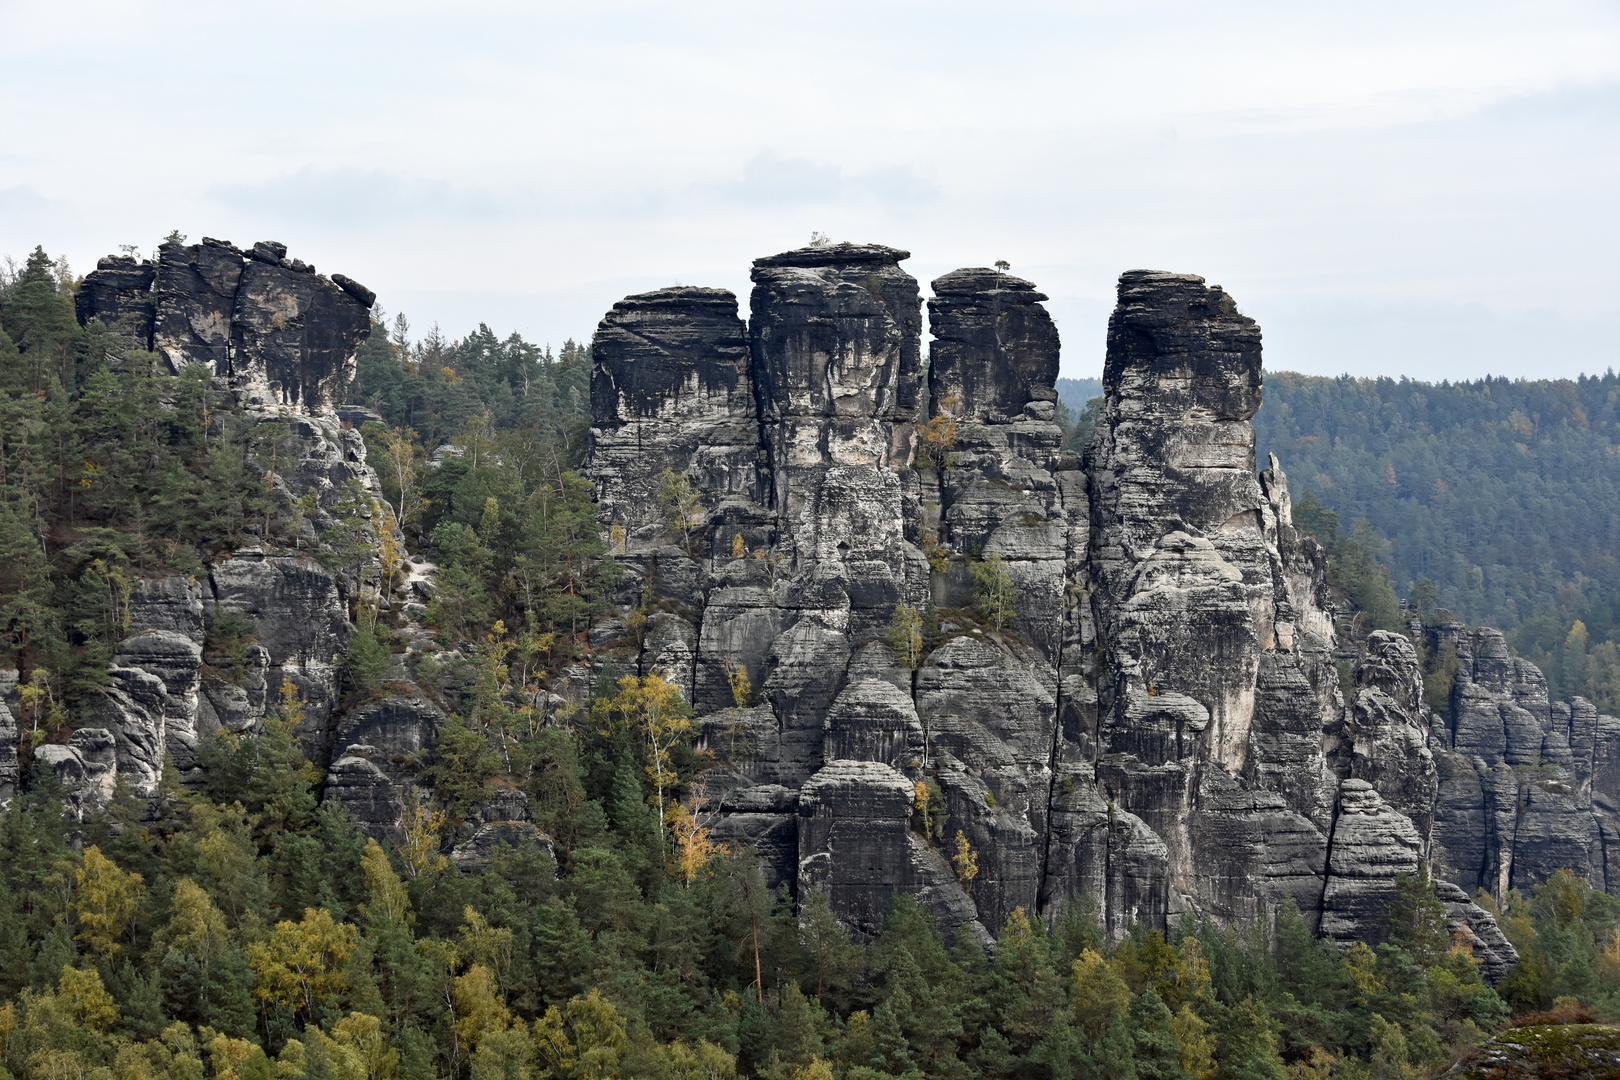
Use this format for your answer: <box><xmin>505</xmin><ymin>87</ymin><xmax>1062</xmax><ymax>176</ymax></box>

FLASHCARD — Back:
<box><xmin>582</xmin><ymin>249</ymin><xmax>1536</xmax><ymax>970</ymax></box>
<box><xmin>32</xmin><ymin>242</ymin><xmax>391</xmax><ymax>810</ymax></box>
<box><xmin>1429</xmin><ymin>626</ymin><xmax>1620</xmax><ymax>900</ymax></box>
<box><xmin>35</xmin><ymin>234</ymin><xmax>1620</xmax><ymax>971</ymax></box>
<box><xmin>79</xmin><ymin>237</ymin><xmax>374</xmax><ymax>410</ymax></box>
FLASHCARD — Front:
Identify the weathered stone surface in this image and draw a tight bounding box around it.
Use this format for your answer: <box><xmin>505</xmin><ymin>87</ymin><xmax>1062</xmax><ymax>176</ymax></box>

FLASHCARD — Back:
<box><xmin>1435</xmin><ymin>879</ymin><xmax>1518</xmax><ymax>983</ymax></box>
<box><xmin>450</xmin><ymin>821</ymin><xmax>556</xmax><ymax>875</ymax></box>
<box><xmin>927</xmin><ymin>268</ymin><xmax>1060</xmax><ymax>422</ymax></box>
<box><xmin>1320</xmin><ymin>780</ymin><xmax>1423</xmax><ymax>944</ymax></box>
<box><xmin>1350</xmin><ymin>631</ymin><xmax>1437</xmax><ymax>840</ymax></box>
<box><xmin>587</xmin><ymin>287</ymin><xmax>759</xmax><ymax>555</ymax></box>
<box><xmin>1082</xmin><ymin>270</ymin><xmax>1351</xmax><ymax>932</ymax></box>
<box><xmin>80</xmin><ymin>238</ymin><xmax>373</xmax><ymax>411</ymax></box>
<box><xmin>0</xmin><ymin>694</ymin><xmax>18</xmax><ymax>808</ymax></box>
<box><xmin>573</xmin><ymin>250</ymin><xmax>1531</xmax><ymax>960</ymax></box>
<box><xmin>151</xmin><ymin>238</ymin><xmax>245</xmax><ymax>375</ymax></box>
<box><xmin>76</xmin><ymin>255</ymin><xmax>156</xmax><ymax>350</ymax></box>
<box><xmin>321</xmin><ymin>692</ymin><xmax>447</xmax><ymax>839</ymax></box>
<box><xmin>210</xmin><ymin>552</ymin><xmax>348</xmax><ymax>753</ymax></box>
<box><xmin>798</xmin><ymin>760</ymin><xmax>986</xmax><ymax>944</ymax></box>
<box><xmin>129</xmin><ymin>576</ymin><xmax>206</xmax><ymax>641</ymax></box>
<box><xmin>1437</xmin><ymin>1023</ymin><xmax>1620</xmax><ymax>1079</ymax></box>
<box><xmin>33</xmin><ymin>728</ymin><xmax>118</xmax><ymax>820</ymax></box>
<box><xmin>1430</xmin><ymin>626</ymin><xmax>1620</xmax><ymax>900</ymax></box>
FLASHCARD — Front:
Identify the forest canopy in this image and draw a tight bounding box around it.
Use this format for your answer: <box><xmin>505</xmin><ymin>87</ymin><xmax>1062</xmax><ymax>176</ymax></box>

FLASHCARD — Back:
<box><xmin>0</xmin><ymin>252</ymin><xmax>1614</xmax><ymax>1080</ymax></box>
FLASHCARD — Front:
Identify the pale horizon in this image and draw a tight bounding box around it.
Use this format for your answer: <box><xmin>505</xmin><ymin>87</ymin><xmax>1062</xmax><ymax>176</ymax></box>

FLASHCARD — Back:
<box><xmin>3</xmin><ymin>0</ymin><xmax>1616</xmax><ymax>383</ymax></box>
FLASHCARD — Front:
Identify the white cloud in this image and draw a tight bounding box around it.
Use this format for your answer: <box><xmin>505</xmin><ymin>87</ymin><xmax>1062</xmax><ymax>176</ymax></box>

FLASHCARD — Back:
<box><xmin>1</xmin><ymin>0</ymin><xmax>1617</xmax><ymax>377</ymax></box>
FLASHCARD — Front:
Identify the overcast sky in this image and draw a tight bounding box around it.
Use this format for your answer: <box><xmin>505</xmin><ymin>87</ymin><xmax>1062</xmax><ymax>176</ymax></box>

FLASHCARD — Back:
<box><xmin>2</xmin><ymin>0</ymin><xmax>1617</xmax><ymax>381</ymax></box>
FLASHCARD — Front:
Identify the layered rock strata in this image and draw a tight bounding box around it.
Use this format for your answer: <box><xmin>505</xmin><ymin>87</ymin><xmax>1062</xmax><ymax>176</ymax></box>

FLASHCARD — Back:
<box><xmin>1429</xmin><ymin>626</ymin><xmax>1620</xmax><ymax>899</ymax></box>
<box><xmin>78</xmin><ymin>237</ymin><xmax>374</xmax><ymax>410</ymax></box>
<box><xmin>581</xmin><ymin>250</ymin><xmax>1572</xmax><ymax>966</ymax></box>
<box><xmin>44</xmin><ymin>232</ymin><xmax>1620</xmax><ymax>967</ymax></box>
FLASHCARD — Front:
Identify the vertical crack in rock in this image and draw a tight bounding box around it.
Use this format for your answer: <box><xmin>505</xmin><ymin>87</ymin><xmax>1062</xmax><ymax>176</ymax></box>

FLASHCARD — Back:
<box><xmin>580</xmin><ymin>255</ymin><xmax>1525</xmax><ymax>955</ymax></box>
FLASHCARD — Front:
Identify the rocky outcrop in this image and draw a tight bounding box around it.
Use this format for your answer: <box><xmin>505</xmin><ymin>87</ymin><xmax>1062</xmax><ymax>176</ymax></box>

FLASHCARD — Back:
<box><xmin>926</xmin><ymin>268</ymin><xmax>1060</xmax><ymax>423</ymax></box>
<box><xmin>0</xmin><ymin>668</ymin><xmax>19</xmax><ymax>808</ymax></box>
<box><xmin>33</xmin><ymin>728</ymin><xmax>118</xmax><ymax>820</ymax></box>
<box><xmin>76</xmin><ymin>255</ymin><xmax>156</xmax><ymax>352</ymax></box>
<box><xmin>1350</xmin><ymin>631</ymin><xmax>1438</xmax><ymax>840</ymax></box>
<box><xmin>1430</xmin><ymin>626</ymin><xmax>1620</xmax><ymax>900</ymax></box>
<box><xmin>579</xmin><ymin>250</ymin><xmax>1546</xmax><ymax>964</ymax></box>
<box><xmin>1436</xmin><ymin>878</ymin><xmax>1518</xmax><ymax>983</ymax></box>
<box><xmin>1318</xmin><ymin>780</ymin><xmax>1423</xmax><ymax>942</ymax></box>
<box><xmin>450</xmin><ymin>821</ymin><xmax>556</xmax><ymax>875</ymax></box>
<box><xmin>38</xmin><ymin>240</ymin><xmax>412</xmax><ymax>812</ymax></box>
<box><xmin>1082</xmin><ymin>271</ymin><xmax>1346</xmax><ymax>930</ymax></box>
<box><xmin>47</xmin><ymin>231</ymin><xmax>1616</xmax><ymax>975</ymax></box>
<box><xmin>78</xmin><ymin>238</ymin><xmax>373</xmax><ymax>411</ymax></box>
<box><xmin>321</xmin><ymin>691</ymin><xmax>446</xmax><ymax>839</ymax></box>
<box><xmin>588</xmin><ymin>286</ymin><xmax>759</xmax><ymax>553</ymax></box>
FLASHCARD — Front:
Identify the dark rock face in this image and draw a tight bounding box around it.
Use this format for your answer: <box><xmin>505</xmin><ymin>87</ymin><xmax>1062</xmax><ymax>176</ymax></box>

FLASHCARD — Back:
<box><xmin>76</xmin><ymin>256</ymin><xmax>156</xmax><ymax>350</ymax></box>
<box><xmin>450</xmin><ymin>821</ymin><xmax>556</xmax><ymax>875</ymax></box>
<box><xmin>321</xmin><ymin>691</ymin><xmax>447</xmax><ymax>841</ymax></box>
<box><xmin>1083</xmin><ymin>271</ymin><xmax>1344</xmax><ymax>932</ymax></box>
<box><xmin>152</xmin><ymin>238</ymin><xmax>246</xmax><ymax>375</ymax></box>
<box><xmin>0</xmin><ymin>683</ymin><xmax>17</xmax><ymax>807</ymax></box>
<box><xmin>78</xmin><ymin>238</ymin><xmax>373</xmax><ymax>411</ymax></box>
<box><xmin>581</xmin><ymin>249</ymin><xmax>1585</xmax><ymax>966</ymax></box>
<box><xmin>48</xmin><ymin>239</ymin><xmax>423</xmax><ymax>816</ymax></box>
<box><xmin>927</xmin><ymin>268</ymin><xmax>1060</xmax><ymax>422</ymax></box>
<box><xmin>588</xmin><ymin>287</ymin><xmax>758</xmax><ymax>552</ymax></box>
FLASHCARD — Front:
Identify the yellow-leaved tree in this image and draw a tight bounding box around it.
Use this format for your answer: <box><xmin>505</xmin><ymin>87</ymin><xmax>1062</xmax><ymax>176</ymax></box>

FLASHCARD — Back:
<box><xmin>451</xmin><ymin>963</ymin><xmax>513</xmax><ymax>1074</ymax></box>
<box><xmin>246</xmin><ymin>907</ymin><xmax>359</xmax><ymax>1019</ymax></box>
<box><xmin>609</xmin><ymin>672</ymin><xmax>692</xmax><ymax>841</ymax></box>
<box><xmin>533</xmin><ymin>989</ymin><xmax>627</xmax><ymax>1080</ymax></box>
<box><xmin>73</xmin><ymin>845</ymin><xmax>145</xmax><ymax>959</ymax></box>
<box><xmin>153</xmin><ymin>879</ymin><xmax>232</xmax><ymax>1007</ymax></box>
<box><xmin>57</xmin><ymin>965</ymin><xmax>120</xmax><ymax>1031</ymax></box>
<box><xmin>1069</xmin><ymin>948</ymin><xmax>1130</xmax><ymax>1041</ymax></box>
<box><xmin>359</xmin><ymin>838</ymin><xmax>412</xmax><ymax>930</ymax></box>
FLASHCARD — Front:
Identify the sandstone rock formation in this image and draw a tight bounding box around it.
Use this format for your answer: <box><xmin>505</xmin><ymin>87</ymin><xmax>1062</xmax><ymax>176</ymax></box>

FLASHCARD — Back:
<box><xmin>78</xmin><ymin>237</ymin><xmax>373</xmax><ymax>411</ymax></box>
<box><xmin>581</xmin><ymin>250</ymin><xmax>1542</xmax><ymax>965</ymax></box>
<box><xmin>47</xmin><ymin>232</ymin><xmax>1620</xmax><ymax>969</ymax></box>
<box><xmin>1429</xmin><ymin>625</ymin><xmax>1620</xmax><ymax>899</ymax></box>
<box><xmin>48</xmin><ymin>242</ymin><xmax>408</xmax><ymax>819</ymax></box>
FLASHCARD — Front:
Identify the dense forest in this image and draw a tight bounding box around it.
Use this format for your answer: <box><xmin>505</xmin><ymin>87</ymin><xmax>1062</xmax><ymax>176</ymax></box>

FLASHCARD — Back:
<box><xmin>0</xmin><ymin>253</ymin><xmax>1615</xmax><ymax>1080</ymax></box>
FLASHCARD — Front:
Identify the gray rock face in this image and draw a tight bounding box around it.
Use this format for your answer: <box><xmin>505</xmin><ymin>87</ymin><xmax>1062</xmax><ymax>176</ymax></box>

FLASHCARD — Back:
<box><xmin>1430</xmin><ymin>626</ymin><xmax>1620</xmax><ymax>901</ymax></box>
<box><xmin>450</xmin><ymin>821</ymin><xmax>556</xmax><ymax>875</ymax></box>
<box><xmin>76</xmin><ymin>255</ymin><xmax>156</xmax><ymax>351</ymax></box>
<box><xmin>1350</xmin><ymin>631</ymin><xmax>1438</xmax><ymax>840</ymax></box>
<box><xmin>926</xmin><ymin>268</ymin><xmax>1060</xmax><ymax>423</ymax></box>
<box><xmin>1435</xmin><ymin>879</ymin><xmax>1518</xmax><ymax>982</ymax></box>
<box><xmin>1082</xmin><ymin>271</ymin><xmax>1346</xmax><ymax>931</ymax></box>
<box><xmin>55</xmin><ymin>241</ymin><xmax>414</xmax><ymax>820</ymax></box>
<box><xmin>0</xmin><ymin>688</ymin><xmax>18</xmax><ymax>808</ymax></box>
<box><xmin>33</xmin><ymin>728</ymin><xmax>118</xmax><ymax>820</ymax></box>
<box><xmin>1319</xmin><ymin>780</ymin><xmax>1423</xmax><ymax>942</ymax></box>
<box><xmin>210</xmin><ymin>551</ymin><xmax>348</xmax><ymax>750</ymax></box>
<box><xmin>582</xmin><ymin>252</ymin><xmax>1521</xmax><ymax>956</ymax></box>
<box><xmin>78</xmin><ymin>238</ymin><xmax>373</xmax><ymax>411</ymax></box>
<box><xmin>321</xmin><ymin>691</ymin><xmax>446</xmax><ymax>839</ymax></box>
